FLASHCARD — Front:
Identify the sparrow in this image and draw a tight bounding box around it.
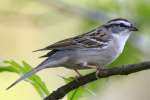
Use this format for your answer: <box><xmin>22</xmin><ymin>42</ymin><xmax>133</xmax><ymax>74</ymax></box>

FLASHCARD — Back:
<box><xmin>7</xmin><ymin>18</ymin><xmax>138</xmax><ymax>90</ymax></box>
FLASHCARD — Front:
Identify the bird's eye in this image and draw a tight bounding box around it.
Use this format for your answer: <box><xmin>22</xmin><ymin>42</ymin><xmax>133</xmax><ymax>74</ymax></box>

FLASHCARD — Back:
<box><xmin>119</xmin><ymin>23</ymin><xmax>129</xmax><ymax>28</ymax></box>
<box><xmin>111</xmin><ymin>25</ymin><xmax>122</xmax><ymax>33</ymax></box>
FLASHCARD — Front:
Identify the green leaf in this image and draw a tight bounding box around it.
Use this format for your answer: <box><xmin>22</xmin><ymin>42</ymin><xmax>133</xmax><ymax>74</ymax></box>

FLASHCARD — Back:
<box><xmin>0</xmin><ymin>60</ymin><xmax>49</xmax><ymax>98</ymax></box>
<box><xmin>68</xmin><ymin>87</ymin><xmax>84</xmax><ymax>100</ymax></box>
<box><xmin>0</xmin><ymin>66</ymin><xmax>17</xmax><ymax>73</ymax></box>
<box><xmin>62</xmin><ymin>77</ymin><xmax>85</xmax><ymax>100</ymax></box>
<box><xmin>22</xmin><ymin>61</ymin><xmax>49</xmax><ymax>97</ymax></box>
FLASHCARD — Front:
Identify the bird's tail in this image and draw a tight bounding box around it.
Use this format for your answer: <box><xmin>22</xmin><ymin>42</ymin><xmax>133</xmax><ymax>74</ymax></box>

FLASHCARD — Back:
<box><xmin>6</xmin><ymin>57</ymin><xmax>66</xmax><ymax>90</ymax></box>
<box><xmin>6</xmin><ymin>65</ymin><xmax>43</xmax><ymax>90</ymax></box>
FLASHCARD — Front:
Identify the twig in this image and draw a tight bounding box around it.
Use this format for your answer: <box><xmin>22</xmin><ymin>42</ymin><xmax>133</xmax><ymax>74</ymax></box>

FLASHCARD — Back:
<box><xmin>44</xmin><ymin>61</ymin><xmax>150</xmax><ymax>100</ymax></box>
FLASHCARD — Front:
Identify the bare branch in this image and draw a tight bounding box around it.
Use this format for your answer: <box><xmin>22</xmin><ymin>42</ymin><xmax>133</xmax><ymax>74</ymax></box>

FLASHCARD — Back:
<box><xmin>44</xmin><ymin>61</ymin><xmax>150</xmax><ymax>100</ymax></box>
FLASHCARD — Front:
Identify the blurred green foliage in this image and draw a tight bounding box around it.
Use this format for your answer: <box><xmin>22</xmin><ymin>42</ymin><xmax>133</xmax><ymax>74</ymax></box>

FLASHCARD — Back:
<box><xmin>0</xmin><ymin>0</ymin><xmax>150</xmax><ymax>100</ymax></box>
<box><xmin>62</xmin><ymin>77</ymin><xmax>84</xmax><ymax>100</ymax></box>
<box><xmin>0</xmin><ymin>60</ymin><xmax>49</xmax><ymax>98</ymax></box>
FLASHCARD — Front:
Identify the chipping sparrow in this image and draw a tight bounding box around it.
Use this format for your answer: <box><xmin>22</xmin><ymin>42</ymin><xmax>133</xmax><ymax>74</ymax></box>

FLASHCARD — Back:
<box><xmin>7</xmin><ymin>18</ymin><xmax>138</xmax><ymax>90</ymax></box>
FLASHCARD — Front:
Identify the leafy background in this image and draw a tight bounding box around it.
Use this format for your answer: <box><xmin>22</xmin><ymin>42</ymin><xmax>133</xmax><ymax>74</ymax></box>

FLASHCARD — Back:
<box><xmin>0</xmin><ymin>0</ymin><xmax>150</xmax><ymax>100</ymax></box>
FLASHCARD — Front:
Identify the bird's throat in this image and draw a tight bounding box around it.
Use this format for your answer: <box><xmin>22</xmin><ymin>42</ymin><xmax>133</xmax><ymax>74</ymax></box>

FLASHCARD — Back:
<box><xmin>112</xmin><ymin>33</ymin><xmax>130</xmax><ymax>54</ymax></box>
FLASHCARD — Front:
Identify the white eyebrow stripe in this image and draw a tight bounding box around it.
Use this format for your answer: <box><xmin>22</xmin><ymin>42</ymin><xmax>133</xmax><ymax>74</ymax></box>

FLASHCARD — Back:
<box><xmin>108</xmin><ymin>21</ymin><xmax>131</xmax><ymax>26</ymax></box>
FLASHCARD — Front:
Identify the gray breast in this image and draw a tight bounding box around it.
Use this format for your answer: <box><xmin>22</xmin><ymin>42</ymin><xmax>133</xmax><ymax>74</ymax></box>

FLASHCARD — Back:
<box><xmin>56</xmin><ymin>40</ymin><xmax>121</xmax><ymax>69</ymax></box>
<box><xmin>66</xmin><ymin>44</ymin><xmax>119</xmax><ymax>68</ymax></box>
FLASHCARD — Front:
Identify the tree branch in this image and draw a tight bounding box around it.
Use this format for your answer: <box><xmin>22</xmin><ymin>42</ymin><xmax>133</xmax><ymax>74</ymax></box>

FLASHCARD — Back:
<box><xmin>44</xmin><ymin>61</ymin><xmax>150</xmax><ymax>100</ymax></box>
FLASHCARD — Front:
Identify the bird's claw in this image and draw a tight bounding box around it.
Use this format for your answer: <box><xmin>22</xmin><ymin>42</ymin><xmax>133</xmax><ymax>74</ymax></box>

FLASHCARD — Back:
<box><xmin>96</xmin><ymin>67</ymin><xmax>106</xmax><ymax>79</ymax></box>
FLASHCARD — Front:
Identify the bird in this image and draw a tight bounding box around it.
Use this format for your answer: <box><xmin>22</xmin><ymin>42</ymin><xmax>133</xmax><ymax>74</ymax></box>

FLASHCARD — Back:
<box><xmin>7</xmin><ymin>18</ymin><xmax>138</xmax><ymax>90</ymax></box>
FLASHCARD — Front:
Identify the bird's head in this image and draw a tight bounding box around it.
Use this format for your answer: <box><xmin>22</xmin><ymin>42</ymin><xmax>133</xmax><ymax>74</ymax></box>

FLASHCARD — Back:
<box><xmin>104</xmin><ymin>18</ymin><xmax>138</xmax><ymax>35</ymax></box>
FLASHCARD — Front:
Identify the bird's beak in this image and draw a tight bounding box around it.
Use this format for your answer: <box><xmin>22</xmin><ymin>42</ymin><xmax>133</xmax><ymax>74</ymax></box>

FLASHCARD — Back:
<box><xmin>130</xmin><ymin>26</ymin><xmax>138</xmax><ymax>31</ymax></box>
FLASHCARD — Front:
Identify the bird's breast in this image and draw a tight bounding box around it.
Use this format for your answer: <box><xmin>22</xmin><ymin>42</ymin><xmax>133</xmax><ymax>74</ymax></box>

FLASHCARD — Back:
<box><xmin>112</xmin><ymin>33</ymin><xmax>130</xmax><ymax>54</ymax></box>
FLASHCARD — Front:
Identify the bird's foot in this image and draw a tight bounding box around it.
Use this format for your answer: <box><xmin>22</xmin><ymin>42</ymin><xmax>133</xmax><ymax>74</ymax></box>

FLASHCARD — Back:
<box><xmin>96</xmin><ymin>67</ymin><xmax>106</xmax><ymax>79</ymax></box>
<box><xmin>74</xmin><ymin>69</ymin><xmax>82</xmax><ymax>77</ymax></box>
<box><xmin>73</xmin><ymin>69</ymin><xmax>82</xmax><ymax>82</ymax></box>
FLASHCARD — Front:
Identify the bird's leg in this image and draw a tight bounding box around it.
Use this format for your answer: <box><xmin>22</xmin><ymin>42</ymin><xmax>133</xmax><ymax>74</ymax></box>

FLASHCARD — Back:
<box><xmin>96</xmin><ymin>66</ymin><xmax>102</xmax><ymax>79</ymax></box>
<box><xmin>73</xmin><ymin>69</ymin><xmax>96</xmax><ymax>96</ymax></box>
<box><xmin>73</xmin><ymin>68</ymin><xmax>96</xmax><ymax>96</ymax></box>
<box><xmin>72</xmin><ymin>69</ymin><xmax>82</xmax><ymax>82</ymax></box>
<box><xmin>96</xmin><ymin>66</ymin><xmax>106</xmax><ymax>79</ymax></box>
<box><xmin>74</xmin><ymin>69</ymin><xmax>82</xmax><ymax>77</ymax></box>
<box><xmin>74</xmin><ymin>62</ymin><xmax>88</xmax><ymax>77</ymax></box>
<box><xmin>82</xmin><ymin>65</ymin><xmax>104</xmax><ymax>79</ymax></box>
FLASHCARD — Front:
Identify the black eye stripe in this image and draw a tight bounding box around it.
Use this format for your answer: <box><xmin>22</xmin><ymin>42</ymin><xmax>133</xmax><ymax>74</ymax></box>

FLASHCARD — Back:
<box><xmin>119</xmin><ymin>23</ymin><xmax>130</xmax><ymax>28</ymax></box>
<box><xmin>105</xmin><ymin>23</ymin><xmax>130</xmax><ymax>28</ymax></box>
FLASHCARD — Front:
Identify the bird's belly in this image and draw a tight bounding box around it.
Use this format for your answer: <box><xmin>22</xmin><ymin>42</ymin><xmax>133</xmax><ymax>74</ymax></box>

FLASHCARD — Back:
<box><xmin>79</xmin><ymin>48</ymin><xmax>118</xmax><ymax>66</ymax></box>
<box><xmin>65</xmin><ymin>47</ymin><xmax>119</xmax><ymax>68</ymax></box>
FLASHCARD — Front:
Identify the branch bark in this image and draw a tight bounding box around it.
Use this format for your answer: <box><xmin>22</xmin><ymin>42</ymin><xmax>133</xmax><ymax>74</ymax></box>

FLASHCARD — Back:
<box><xmin>44</xmin><ymin>61</ymin><xmax>150</xmax><ymax>100</ymax></box>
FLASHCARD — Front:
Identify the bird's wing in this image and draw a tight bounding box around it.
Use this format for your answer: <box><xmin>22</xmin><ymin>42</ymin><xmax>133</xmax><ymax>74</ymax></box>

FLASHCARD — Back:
<box><xmin>34</xmin><ymin>29</ymin><xmax>110</xmax><ymax>52</ymax></box>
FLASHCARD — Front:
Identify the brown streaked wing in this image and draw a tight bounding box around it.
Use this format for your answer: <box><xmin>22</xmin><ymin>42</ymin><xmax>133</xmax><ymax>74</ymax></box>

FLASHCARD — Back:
<box><xmin>44</xmin><ymin>37</ymin><xmax>76</xmax><ymax>49</ymax></box>
<box><xmin>34</xmin><ymin>27</ymin><xmax>109</xmax><ymax>52</ymax></box>
<box><xmin>33</xmin><ymin>35</ymin><xmax>84</xmax><ymax>52</ymax></box>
